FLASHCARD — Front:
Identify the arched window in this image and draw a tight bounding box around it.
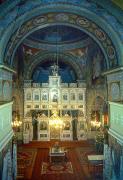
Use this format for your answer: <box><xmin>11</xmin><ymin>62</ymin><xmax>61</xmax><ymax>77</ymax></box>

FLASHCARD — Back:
<box><xmin>26</xmin><ymin>92</ymin><xmax>31</xmax><ymax>101</ymax></box>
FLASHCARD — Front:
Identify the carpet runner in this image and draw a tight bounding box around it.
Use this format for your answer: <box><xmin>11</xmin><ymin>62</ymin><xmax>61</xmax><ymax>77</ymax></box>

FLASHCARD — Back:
<box><xmin>41</xmin><ymin>162</ymin><xmax>73</xmax><ymax>174</ymax></box>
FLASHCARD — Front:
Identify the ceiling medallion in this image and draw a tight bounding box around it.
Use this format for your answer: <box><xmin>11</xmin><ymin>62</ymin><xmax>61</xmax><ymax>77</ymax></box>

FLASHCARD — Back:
<box><xmin>77</xmin><ymin>17</ymin><xmax>90</xmax><ymax>27</ymax></box>
<box><xmin>55</xmin><ymin>13</ymin><xmax>69</xmax><ymax>22</ymax></box>
<box><xmin>95</xmin><ymin>29</ymin><xmax>106</xmax><ymax>41</ymax></box>
<box><xmin>107</xmin><ymin>46</ymin><xmax>116</xmax><ymax>59</ymax></box>
<box><xmin>33</xmin><ymin>16</ymin><xmax>47</xmax><ymax>25</ymax></box>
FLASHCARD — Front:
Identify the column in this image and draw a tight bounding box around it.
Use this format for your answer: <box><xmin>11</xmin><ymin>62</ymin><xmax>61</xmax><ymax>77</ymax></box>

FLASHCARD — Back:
<box><xmin>103</xmin><ymin>144</ymin><xmax>112</xmax><ymax>180</ymax></box>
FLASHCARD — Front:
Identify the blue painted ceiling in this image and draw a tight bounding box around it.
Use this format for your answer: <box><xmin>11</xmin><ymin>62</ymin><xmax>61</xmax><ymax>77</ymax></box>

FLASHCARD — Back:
<box><xmin>27</xmin><ymin>25</ymin><xmax>88</xmax><ymax>44</ymax></box>
<box><xmin>32</xmin><ymin>60</ymin><xmax>77</xmax><ymax>83</ymax></box>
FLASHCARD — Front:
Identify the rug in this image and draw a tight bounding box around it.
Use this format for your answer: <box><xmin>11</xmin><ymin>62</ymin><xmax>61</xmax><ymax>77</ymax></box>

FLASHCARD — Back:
<box><xmin>41</xmin><ymin>162</ymin><xmax>73</xmax><ymax>174</ymax></box>
<box><xmin>76</xmin><ymin>147</ymin><xmax>96</xmax><ymax>164</ymax></box>
<box><xmin>17</xmin><ymin>148</ymin><xmax>37</xmax><ymax>166</ymax></box>
<box><xmin>17</xmin><ymin>148</ymin><xmax>37</xmax><ymax>179</ymax></box>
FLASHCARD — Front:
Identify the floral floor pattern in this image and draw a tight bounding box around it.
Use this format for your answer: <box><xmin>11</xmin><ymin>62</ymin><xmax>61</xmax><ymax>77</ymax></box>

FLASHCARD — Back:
<box><xmin>41</xmin><ymin>162</ymin><xmax>73</xmax><ymax>174</ymax></box>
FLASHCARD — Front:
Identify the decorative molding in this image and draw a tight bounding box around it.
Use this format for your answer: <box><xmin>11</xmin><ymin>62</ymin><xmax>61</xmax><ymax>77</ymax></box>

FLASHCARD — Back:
<box><xmin>0</xmin><ymin>64</ymin><xmax>16</xmax><ymax>73</ymax></box>
<box><xmin>0</xmin><ymin>129</ymin><xmax>13</xmax><ymax>152</ymax></box>
<box><xmin>0</xmin><ymin>101</ymin><xmax>13</xmax><ymax>109</ymax></box>
<box><xmin>108</xmin><ymin>128</ymin><xmax>123</xmax><ymax>145</ymax></box>
<box><xmin>108</xmin><ymin>101</ymin><xmax>123</xmax><ymax>107</ymax></box>
<box><xmin>102</xmin><ymin>66</ymin><xmax>123</xmax><ymax>75</ymax></box>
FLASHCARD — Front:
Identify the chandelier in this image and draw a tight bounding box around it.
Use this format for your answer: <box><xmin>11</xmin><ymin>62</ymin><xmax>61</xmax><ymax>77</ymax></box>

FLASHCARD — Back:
<box><xmin>91</xmin><ymin>118</ymin><xmax>101</xmax><ymax>128</ymax></box>
<box><xmin>49</xmin><ymin>111</ymin><xmax>64</xmax><ymax>129</ymax></box>
<box><xmin>12</xmin><ymin>114</ymin><xmax>22</xmax><ymax>128</ymax></box>
<box><xmin>90</xmin><ymin>108</ymin><xmax>101</xmax><ymax>128</ymax></box>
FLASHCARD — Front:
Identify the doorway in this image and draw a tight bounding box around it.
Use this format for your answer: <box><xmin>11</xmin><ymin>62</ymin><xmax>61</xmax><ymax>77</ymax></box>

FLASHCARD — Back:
<box><xmin>50</xmin><ymin>127</ymin><xmax>60</xmax><ymax>140</ymax></box>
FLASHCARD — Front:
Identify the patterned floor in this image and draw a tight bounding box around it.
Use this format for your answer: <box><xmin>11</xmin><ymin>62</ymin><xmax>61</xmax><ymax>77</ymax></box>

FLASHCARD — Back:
<box><xmin>17</xmin><ymin>140</ymin><xmax>103</xmax><ymax>180</ymax></box>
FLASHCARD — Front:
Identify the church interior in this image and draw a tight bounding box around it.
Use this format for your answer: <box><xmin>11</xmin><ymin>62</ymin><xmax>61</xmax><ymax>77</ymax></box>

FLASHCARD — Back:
<box><xmin>0</xmin><ymin>0</ymin><xmax>123</xmax><ymax>180</ymax></box>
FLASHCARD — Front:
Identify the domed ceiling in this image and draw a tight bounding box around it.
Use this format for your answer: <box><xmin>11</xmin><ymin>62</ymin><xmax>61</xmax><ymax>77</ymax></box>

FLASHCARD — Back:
<box><xmin>27</xmin><ymin>25</ymin><xmax>88</xmax><ymax>44</ymax></box>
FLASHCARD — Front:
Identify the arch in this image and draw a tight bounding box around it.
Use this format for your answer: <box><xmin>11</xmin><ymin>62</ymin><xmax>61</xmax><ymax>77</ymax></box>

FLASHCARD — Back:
<box><xmin>25</xmin><ymin>52</ymin><xmax>83</xmax><ymax>80</ymax></box>
<box><xmin>4</xmin><ymin>18</ymin><xmax>114</xmax><ymax>69</ymax></box>
<box><xmin>0</xmin><ymin>3</ymin><xmax>122</xmax><ymax>70</ymax></box>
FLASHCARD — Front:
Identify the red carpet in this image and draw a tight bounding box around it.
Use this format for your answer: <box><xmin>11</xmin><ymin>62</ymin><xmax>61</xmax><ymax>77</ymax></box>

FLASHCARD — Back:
<box><xmin>18</xmin><ymin>141</ymin><xmax>99</xmax><ymax>180</ymax></box>
<box><xmin>18</xmin><ymin>148</ymin><xmax>37</xmax><ymax>166</ymax></box>
<box><xmin>41</xmin><ymin>162</ymin><xmax>73</xmax><ymax>174</ymax></box>
<box><xmin>17</xmin><ymin>148</ymin><xmax>37</xmax><ymax>179</ymax></box>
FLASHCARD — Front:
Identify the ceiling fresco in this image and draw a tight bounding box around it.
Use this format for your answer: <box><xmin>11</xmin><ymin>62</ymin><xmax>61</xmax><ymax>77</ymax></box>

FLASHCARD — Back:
<box><xmin>27</xmin><ymin>25</ymin><xmax>88</xmax><ymax>44</ymax></box>
<box><xmin>0</xmin><ymin>0</ymin><xmax>123</xmax><ymax>69</ymax></box>
<box><xmin>32</xmin><ymin>61</ymin><xmax>77</xmax><ymax>83</ymax></box>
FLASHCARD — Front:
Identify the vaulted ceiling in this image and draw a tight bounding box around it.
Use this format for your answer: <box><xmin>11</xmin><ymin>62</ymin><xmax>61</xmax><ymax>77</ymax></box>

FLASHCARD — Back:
<box><xmin>27</xmin><ymin>25</ymin><xmax>88</xmax><ymax>45</ymax></box>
